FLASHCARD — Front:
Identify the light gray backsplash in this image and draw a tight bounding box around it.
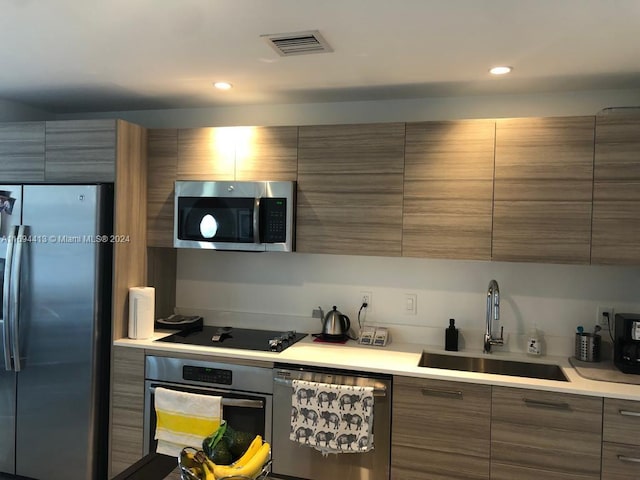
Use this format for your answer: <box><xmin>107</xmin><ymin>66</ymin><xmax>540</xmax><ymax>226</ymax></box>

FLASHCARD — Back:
<box><xmin>175</xmin><ymin>250</ymin><xmax>640</xmax><ymax>357</ymax></box>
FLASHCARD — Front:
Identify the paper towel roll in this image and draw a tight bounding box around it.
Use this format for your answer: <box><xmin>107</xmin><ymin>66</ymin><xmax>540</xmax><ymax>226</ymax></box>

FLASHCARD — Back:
<box><xmin>128</xmin><ymin>287</ymin><xmax>155</xmax><ymax>340</ymax></box>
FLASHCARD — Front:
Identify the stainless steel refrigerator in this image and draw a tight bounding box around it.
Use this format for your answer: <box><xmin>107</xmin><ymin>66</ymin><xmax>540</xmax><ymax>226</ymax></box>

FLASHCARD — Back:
<box><xmin>0</xmin><ymin>184</ymin><xmax>113</xmax><ymax>480</ymax></box>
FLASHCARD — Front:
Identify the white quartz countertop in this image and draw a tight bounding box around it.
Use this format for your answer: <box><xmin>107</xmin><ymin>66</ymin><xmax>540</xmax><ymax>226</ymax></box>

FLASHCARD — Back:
<box><xmin>115</xmin><ymin>331</ymin><xmax>640</xmax><ymax>401</ymax></box>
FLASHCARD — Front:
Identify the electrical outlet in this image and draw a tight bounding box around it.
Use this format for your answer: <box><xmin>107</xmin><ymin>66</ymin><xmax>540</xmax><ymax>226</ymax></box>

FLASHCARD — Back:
<box><xmin>360</xmin><ymin>291</ymin><xmax>372</xmax><ymax>311</ymax></box>
<box><xmin>597</xmin><ymin>306</ymin><xmax>614</xmax><ymax>329</ymax></box>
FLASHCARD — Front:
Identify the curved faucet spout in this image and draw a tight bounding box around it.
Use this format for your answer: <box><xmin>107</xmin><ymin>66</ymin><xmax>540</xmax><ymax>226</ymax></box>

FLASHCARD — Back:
<box><xmin>484</xmin><ymin>279</ymin><xmax>503</xmax><ymax>353</ymax></box>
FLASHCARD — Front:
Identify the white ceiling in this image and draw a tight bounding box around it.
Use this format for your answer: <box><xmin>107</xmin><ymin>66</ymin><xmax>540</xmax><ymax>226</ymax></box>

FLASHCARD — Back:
<box><xmin>2</xmin><ymin>0</ymin><xmax>639</xmax><ymax>114</ymax></box>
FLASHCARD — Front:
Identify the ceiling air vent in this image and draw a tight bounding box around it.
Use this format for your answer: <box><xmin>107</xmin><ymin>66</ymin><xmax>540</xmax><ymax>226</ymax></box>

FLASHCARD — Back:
<box><xmin>261</xmin><ymin>30</ymin><xmax>333</xmax><ymax>57</ymax></box>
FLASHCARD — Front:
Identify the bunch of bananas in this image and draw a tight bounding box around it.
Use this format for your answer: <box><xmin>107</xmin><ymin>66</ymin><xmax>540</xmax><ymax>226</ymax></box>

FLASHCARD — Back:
<box><xmin>179</xmin><ymin>435</ymin><xmax>271</xmax><ymax>480</ymax></box>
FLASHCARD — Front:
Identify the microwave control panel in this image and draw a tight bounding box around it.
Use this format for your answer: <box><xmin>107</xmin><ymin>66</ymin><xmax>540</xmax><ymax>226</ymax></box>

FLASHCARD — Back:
<box><xmin>183</xmin><ymin>365</ymin><xmax>233</xmax><ymax>385</ymax></box>
<box><xmin>261</xmin><ymin>198</ymin><xmax>287</xmax><ymax>243</ymax></box>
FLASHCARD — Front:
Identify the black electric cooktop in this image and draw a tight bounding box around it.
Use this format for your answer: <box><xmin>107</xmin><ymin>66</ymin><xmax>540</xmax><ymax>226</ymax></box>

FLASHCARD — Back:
<box><xmin>156</xmin><ymin>326</ymin><xmax>307</xmax><ymax>352</ymax></box>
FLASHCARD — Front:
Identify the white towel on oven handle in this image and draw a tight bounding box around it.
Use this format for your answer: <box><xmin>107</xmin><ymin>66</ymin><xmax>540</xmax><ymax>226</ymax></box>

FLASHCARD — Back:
<box><xmin>154</xmin><ymin>387</ymin><xmax>222</xmax><ymax>457</ymax></box>
<box><xmin>290</xmin><ymin>379</ymin><xmax>375</xmax><ymax>454</ymax></box>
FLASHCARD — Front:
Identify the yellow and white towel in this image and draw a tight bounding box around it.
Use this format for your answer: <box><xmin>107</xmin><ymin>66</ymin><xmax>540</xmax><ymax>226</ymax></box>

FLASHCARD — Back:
<box><xmin>154</xmin><ymin>387</ymin><xmax>222</xmax><ymax>457</ymax></box>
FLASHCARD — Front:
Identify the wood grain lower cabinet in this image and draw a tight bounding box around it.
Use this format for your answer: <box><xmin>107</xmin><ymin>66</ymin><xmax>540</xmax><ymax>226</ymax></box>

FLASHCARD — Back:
<box><xmin>403</xmin><ymin>120</ymin><xmax>495</xmax><ymax>261</ymax></box>
<box><xmin>601</xmin><ymin>397</ymin><xmax>640</xmax><ymax>479</ymax></box>
<box><xmin>297</xmin><ymin>123</ymin><xmax>405</xmax><ymax>256</ymax></box>
<box><xmin>109</xmin><ymin>346</ymin><xmax>145</xmax><ymax>479</ymax></box>
<box><xmin>592</xmin><ymin>110</ymin><xmax>640</xmax><ymax>265</ymax></box>
<box><xmin>0</xmin><ymin>121</ymin><xmax>45</xmax><ymax>182</ymax></box>
<box><xmin>391</xmin><ymin>376</ymin><xmax>491</xmax><ymax>480</ymax></box>
<box><xmin>602</xmin><ymin>443</ymin><xmax>640</xmax><ymax>480</ymax></box>
<box><xmin>491</xmin><ymin>386</ymin><xmax>602</xmax><ymax>480</ymax></box>
<box><xmin>492</xmin><ymin>116</ymin><xmax>595</xmax><ymax>264</ymax></box>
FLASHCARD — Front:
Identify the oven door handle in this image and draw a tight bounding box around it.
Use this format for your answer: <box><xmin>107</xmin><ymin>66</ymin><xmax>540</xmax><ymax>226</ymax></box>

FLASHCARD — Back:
<box><xmin>149</xmin><ymin>386</ymin><xmax>264</xmax><ymax>409</ymax></box>
<box><xmin>274</xmin><ymin>376</ymin><xmax>387</xmax><ymax>397</ymax></box>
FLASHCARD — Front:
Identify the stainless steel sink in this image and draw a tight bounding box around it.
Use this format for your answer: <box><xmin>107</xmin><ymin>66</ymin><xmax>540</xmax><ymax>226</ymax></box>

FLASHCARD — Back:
<box><xmin>418</xmin><ymin>351</ymin><xmax>568</xmax><ymax>382</ymax></box>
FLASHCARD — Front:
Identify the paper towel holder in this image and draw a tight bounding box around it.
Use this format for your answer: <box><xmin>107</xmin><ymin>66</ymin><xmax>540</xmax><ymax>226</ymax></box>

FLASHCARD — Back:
<box><xmin>128</xmin><ymin>286</ymin><xmax>155</xmax><ymax>340</ymax></box>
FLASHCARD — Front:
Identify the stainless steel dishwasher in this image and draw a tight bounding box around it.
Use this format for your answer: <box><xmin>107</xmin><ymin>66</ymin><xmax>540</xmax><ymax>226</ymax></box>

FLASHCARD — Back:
<box><xmin>272</xmin><ymin>364</ymin><xmax>392</xmax><ymax>480</ymax></box>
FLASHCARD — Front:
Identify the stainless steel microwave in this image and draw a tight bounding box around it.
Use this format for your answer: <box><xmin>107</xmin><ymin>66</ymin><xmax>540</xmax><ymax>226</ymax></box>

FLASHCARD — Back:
<box><xmin>174</xmin><ymin>180</ymin><xmax>295</xmax><ymax>252</ymax></box>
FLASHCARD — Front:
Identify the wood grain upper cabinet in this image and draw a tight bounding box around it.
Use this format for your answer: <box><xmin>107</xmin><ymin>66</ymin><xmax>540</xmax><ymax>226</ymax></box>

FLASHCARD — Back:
<box><xmin>177</xmin><ymin>127</ymin><xmax>236</xmax><ymax>180</ymax></box>
<box><xmin>403</xmin><ymin>120</ymin><xmax>495</xmax><ymax>260</ymax></box>
<box><xmin>391</xmin><ymin>376</ymin><xmax>491</xmax><ymax>480</ymax></box>
<box><xmin>492</xmin><ymin>116</ymin><xmax>595</xmax><ymax>264</ymax></box>
<box><xmin>109</xmin><ymin>346</ymin><xmax>145</xmax><ymax>478</ymax></box>
<box><xmin>177</xmin><ymin>126</ymin><xmax>297</xmax><ymax>181</ymax></box>
<box><xmin>45</xmin><ymin>119</ymin><xmax>117</xmax><ymax>182</ymax></box>
<box><xmin>296</xmin><ymin>123</ymin><xmax>405</xmax><ymax>256</ymax></box>
<box><xmin>235</xmin><ymin>126</ymin><xmax>297</xmax><ymax>181</ymax></box>
<box><xmin>491</xmin><ymin>386</ymin><xmax>602</xmax><ymax>480</ymax></box>
<box><xmin>591</xmin><ymin>110</ymin><xmax>640</xmax><ymax>265</ymax></box>
<box><xmin>147</xmin><ymin>129</ymin><xmax>178</xmax><ymax>248</ymax></box>
<box><xmin>0</xmin><ymin>122</ymin><xmax>45</xmax><ymax>182</ymax></box>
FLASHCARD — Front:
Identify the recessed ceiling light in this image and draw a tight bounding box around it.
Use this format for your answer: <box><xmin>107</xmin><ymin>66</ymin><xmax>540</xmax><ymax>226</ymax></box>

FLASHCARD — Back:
<box><xmin>213</xmin><ymin>82</ymin><xmax>233</xmax><ymax>90</ymax></box>
<box><xmin>489</xmin><ymin>66</ymin><xmax>512</xmax><ymax>75</ymax></box>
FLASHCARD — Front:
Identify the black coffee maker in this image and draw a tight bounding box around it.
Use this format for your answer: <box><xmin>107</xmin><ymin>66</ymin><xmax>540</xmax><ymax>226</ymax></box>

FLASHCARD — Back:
<box><xmin>614</xmin><ymin>313</ymin><xmax>640</xmax><ymax>374</ymax></box>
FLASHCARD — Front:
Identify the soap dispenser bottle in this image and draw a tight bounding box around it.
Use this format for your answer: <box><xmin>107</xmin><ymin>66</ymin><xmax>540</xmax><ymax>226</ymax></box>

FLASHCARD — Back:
<box><xmin>527</xmin><ymin>325</ymin><xmax>542</xmax><ymax>356</ymax></box>
<box><xmin>445</xmin><ymin>318</ymin><xmax>459</xmax><ymax>351</ymax></box>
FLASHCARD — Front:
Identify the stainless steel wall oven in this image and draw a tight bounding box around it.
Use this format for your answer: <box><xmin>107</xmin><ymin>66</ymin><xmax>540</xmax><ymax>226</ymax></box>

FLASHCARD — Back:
<box><xmin>143</xmin><ymin>356</ymin><xmax>274</xmax><ymax>456</ymax></box>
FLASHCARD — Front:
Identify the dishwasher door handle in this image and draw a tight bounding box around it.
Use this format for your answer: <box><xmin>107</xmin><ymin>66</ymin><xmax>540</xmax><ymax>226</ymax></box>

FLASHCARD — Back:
<box><xmin>274</xmin><ymin>376</ymin><xmax>387</xmax><ymax>397</ymax></box>
<box><xmin>149</xmin><ymin>386</ymin><xmax>264</xmax><ymax>409</ymax></box>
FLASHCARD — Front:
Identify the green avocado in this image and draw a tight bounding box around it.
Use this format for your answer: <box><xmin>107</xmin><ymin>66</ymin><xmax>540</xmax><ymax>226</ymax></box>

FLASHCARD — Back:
<box><xmin>223</xmin><ymin>425</ymin><xmax>256</xmax><ymax>460</ymax></box>
<box><xmin>208</xmin><ymin>440</ymin><xmax>233</xmax><ymax>465</ymax></box>
<box><xmin>203</xmin><ymin>421</ymin><xmax>230</xmax><ymax>463</ymax></box>
<box><xmin>203</xmin><ymin>421</ymin><xmax>257</xmax><ymax>463</ymax></box>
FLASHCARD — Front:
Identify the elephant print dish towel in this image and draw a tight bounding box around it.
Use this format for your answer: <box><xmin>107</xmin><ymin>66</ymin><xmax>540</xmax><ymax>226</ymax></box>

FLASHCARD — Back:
<box><xmin>290</xmin><ymin>379</ymin><xmax>375</xmax><ymax>454</ymax></box>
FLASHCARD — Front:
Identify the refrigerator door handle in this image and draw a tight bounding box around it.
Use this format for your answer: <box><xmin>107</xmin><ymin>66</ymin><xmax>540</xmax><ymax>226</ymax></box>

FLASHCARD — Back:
<box><xmin>10</xmin><ymin>224</ymin><xmax>26</xmax><ymax>372</ymax></box>
<box><xmin>2</xmin><ymin>225</ymin><xmax>17</xmax><ymax>371</ymax></box>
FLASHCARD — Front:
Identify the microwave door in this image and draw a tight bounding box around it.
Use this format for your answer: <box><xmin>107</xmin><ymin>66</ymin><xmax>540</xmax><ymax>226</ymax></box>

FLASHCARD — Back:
<box><xmin>253</xmin><ymin>198</ymin><xmax>261</xmax><ymax>245</ymax></box>
<box><xmin>177</xmin><ymin>196</ymin><xmax>264</xmax><ymax>251</ymax></box>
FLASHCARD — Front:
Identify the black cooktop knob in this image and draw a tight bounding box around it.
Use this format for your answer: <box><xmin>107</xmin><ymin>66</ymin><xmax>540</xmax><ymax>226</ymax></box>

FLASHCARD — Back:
<box><xmin>269</xmin><ymin>338</ymin><xmax>283</xmax><ymax>352</ymax></box>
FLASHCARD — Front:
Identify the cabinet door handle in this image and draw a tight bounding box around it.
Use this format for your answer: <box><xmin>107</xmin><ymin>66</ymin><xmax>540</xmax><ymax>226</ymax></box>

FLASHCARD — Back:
<box><xmin>618</xmin><ymin>455</ymin><xmax>640</xmax><ymax>464</ymax></box>
<box><xmin>421</xmin><ymin>388</ymin><xmax>463</xmax><ymax>399</ymax></box>
<box><xmin>619</xmin><ymin>410</ymin><xmax>640</xmax><ymax>418</ymax></box>
<box><xmin>523</xmin><ymin>398</ymin><xmax>570</xmax><ymax>410</ymax></box>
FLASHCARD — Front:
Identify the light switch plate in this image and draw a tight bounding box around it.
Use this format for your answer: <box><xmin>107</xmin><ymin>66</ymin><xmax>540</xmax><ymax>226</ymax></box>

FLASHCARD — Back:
<box><xmin>404</xmin><ymin>293</ymin><xmax>417</xmax><ymax>315</ymax></box>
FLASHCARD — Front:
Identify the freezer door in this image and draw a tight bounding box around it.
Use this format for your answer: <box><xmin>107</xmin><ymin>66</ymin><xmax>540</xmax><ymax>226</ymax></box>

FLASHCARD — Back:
<box><xmin>0</xmin><ymin>369</ymin><xmax>16</xmax><ymax>475</ymax></box>
<box><xmin>0</xmin><ymin>184</ymin><xmax>21</xmax><ymax>475</ymax></box>
<box><xmin>17</xmin><ymin>185</ymin><xmax>109</xmax><ymax>480</ymax></box>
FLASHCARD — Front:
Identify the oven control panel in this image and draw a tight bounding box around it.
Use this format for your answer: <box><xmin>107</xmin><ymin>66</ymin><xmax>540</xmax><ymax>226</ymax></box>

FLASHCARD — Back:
<box><xmin>183</xmin><ymin>365</ymin><xmax>232</xmax><ymax>385</ymax></box>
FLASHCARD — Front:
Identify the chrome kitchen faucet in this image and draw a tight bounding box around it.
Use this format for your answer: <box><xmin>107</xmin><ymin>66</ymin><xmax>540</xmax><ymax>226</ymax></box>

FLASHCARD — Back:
<box><xmin>484</xmin><ymin>279</ymin><xmax>504</xmax><ymax>353</ymax></box>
